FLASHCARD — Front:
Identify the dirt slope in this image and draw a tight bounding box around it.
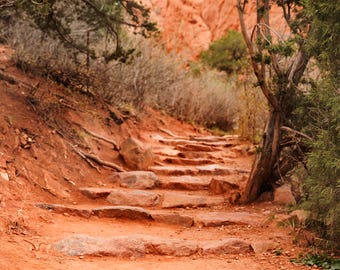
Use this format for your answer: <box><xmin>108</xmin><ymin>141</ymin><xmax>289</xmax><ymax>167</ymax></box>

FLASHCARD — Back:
<box><xmin>0</xmin><ymin>45</ymin><xmax>311</xmax><ymax>269</ymax></box>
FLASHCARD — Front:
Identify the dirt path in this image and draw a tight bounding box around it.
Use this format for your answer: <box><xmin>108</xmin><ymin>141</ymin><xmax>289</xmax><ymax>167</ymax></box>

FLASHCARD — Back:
<box><xmin>0</xmin><ymin>45</ymin><xmax>310</xmax><ymax>269</ymax></box>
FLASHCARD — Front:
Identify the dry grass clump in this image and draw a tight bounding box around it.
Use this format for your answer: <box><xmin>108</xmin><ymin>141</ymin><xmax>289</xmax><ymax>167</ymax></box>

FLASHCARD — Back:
<box><xmin>3</xmin><ymin>22</ymin><xmax>248</xmax><ymax>132</ymax></box>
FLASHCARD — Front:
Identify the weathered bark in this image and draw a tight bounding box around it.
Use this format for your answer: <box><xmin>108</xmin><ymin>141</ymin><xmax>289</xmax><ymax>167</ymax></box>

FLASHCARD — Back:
<box><xmin>240</xmin><ymin>110</ymin><xmax>281</xmax><ymax>203</ymax></box>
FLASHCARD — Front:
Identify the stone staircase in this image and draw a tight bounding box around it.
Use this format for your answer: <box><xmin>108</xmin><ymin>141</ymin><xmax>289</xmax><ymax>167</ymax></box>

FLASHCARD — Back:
<box><xmin>36</xmin><ymin>133</ymin><xmax>267</xmax><ymax>258</ymax></box>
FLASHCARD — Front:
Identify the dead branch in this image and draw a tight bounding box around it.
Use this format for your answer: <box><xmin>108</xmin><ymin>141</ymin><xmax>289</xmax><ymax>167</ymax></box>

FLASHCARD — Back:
<box><xmin>82</xmin><ymin>127</ymin><xmax>119</xmax><ymax>151</ymax></box>
<box><xmin>281</xmin><ymin>126</ymin><xmax>313</xmax><ymax>141</ymax></box>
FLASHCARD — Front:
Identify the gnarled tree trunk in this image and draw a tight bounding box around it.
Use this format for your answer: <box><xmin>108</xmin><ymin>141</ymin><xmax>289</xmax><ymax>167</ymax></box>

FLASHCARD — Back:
<box><xmin>241</xmin><ymin>110</ymin><xmax>281</xmax><ymax>202</ymax></box>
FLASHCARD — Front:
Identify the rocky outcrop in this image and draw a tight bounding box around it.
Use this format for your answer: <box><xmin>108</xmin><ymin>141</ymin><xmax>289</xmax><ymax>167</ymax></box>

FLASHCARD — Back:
<box><xmin>140</xmin><ymin>0</ymin><xmax>285</xmax><ymax>60</ymax></box>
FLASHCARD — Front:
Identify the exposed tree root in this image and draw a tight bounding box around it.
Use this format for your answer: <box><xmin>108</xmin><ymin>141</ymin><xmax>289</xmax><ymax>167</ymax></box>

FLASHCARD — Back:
<box><xmin>82</xmin><ymin>127</ymin><xmax>120</xmax><ymax>151</ymax></box>
<box><xmin>69</xmin><ymin>144</ymin><xmax>101</xmax><ymax>173</ymax></box>
<box><xmin>82</xmin><ymin>152</ymin><xmax>125</xmax><ymax>172</ymax></box>
<box><xmin>70</xmin><ymin>144</ymin><xmax>125</xmax><ymax>172</ymax></box>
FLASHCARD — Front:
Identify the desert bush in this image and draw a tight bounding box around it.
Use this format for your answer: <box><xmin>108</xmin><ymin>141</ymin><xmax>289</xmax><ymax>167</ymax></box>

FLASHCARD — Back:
<box><xmin>4</xmin><ymin>22</ymin><xmax>239</xmax><ymax>131</ymax></box>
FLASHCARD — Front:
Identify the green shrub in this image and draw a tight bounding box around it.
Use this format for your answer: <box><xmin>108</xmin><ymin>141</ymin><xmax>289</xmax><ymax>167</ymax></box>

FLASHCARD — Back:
<box><xmin>299</xmin><ymin>78</ymin><xmax>340</xmax><ymax>245</ymax></box>
<box><xmin>200</xmin><ymin>30</ymin><xmax>248</xmax><ymax>74</ymax></box>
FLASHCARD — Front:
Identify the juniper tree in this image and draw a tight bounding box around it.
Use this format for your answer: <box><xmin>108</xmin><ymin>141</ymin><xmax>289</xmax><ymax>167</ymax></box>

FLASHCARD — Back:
<box><xmin>237</xmin><ymin>0</ymin><xmax>311</xmax><ymax>202</ymax></box>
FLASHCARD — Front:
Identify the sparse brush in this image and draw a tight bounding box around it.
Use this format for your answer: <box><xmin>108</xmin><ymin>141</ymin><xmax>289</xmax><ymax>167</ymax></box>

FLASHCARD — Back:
<box><xmin>4</xmin><ymin>21</ymin><xmax>247</xmax><ymax>132</ymax></box>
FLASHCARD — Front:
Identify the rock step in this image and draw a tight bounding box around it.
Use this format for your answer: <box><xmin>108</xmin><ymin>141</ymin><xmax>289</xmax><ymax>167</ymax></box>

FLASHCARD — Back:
<box><xmin>161</xmin><ymin>192</ymin><xmax>225</xmax><ymax>208</ymax></box>
<box><xmin>109</xmin><ymin>171</ymin><xmax>160</xmax><ymax>189</ymax></box>
<box><xmin>55</xmin><ymin>234</ymin><xmax>252</xmax><ymax>257</ymax></box>
<box><xmin>158</xmin><ymin>138</ymin><xmax>235</xmax><ymax>148</ymax></box>
<box><xmin>36</xmin><ymin>203</ymin><xmax>265</xmax><ymax>227</ymax></box>
<box><xmin>189</xmin><ymin>135</ymin><xmax>239</xmax><ymax>142</ymax></box>
<box><xmin>160</xmin><ymin>156</ymin><xmax>214</xmax><ymax>166</ymax></box>
<box><xmin>158</xmin><ymin>176</ymin><xmax>210</xmax><ymax>190</ymax></box>
<box><xmin>36</xmin><ymin>203</ymin><xmax>152</xmax><ymax>220</ymax></box>
<box><xmin>149</xmin><ymin>164</ymin><xmax>233</xmax><ymax>176</ymax></box>
<box><xmin>175</xmin><ymin>144</ymin><xmax>219</xmax><ymax>152</ymax></box>
<box><xmin>79</xmin><ymin>187</ymin><xmax>115</xmax><ymax>199</ymax></box>
<box><xmin>79</xmin><ymin>188</ymin><xmax>225</xmax><ymax>208</ymax></box>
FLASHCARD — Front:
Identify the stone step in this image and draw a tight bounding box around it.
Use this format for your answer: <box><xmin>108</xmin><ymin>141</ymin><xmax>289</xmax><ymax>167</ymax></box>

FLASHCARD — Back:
<box><xmin>36</xmin><ymin>203</ymin><xmax>266</xmax><ymax>228</ymax></box>
<box><xmin>156</xmin><ymin>137</ymin><xmax>236</xmax><ymax>148</ymax></box>
<box><xmin>79</xmin><ymin>187</ymin><xmax>225</xmax><ymax>209</ymax></box>
<box><xmin>189</xmin><ymin>135</ymin><xmax>239</xmax><ymax>142</ymax></box>
<box><xmin>160</xmin><ymin>156</ymin><xmax>214</xmax><ymax>166</ymax></box>
<box><xmin>161</xmin><ymin>192</ymin><xmax>225</xmax><ymax>208</ymax></box>
<box><xmin>55</xmin><ymin>234</ymin><xmax>252</xmax><ymax>257</ymax></box>
<box><xmin>79</xmin><ymin>187</ymin><xmax>116</xmax><ymax>199</ymax></box>
<box><xmin>149</xmin><ymin>164</ymin><xmax>233</xmax><ymax>176</ymax></box>
<box><xmin>109</xmin><ymin>171</ymin><xmax>160</xmax><ymax>189</ymax></box>
<box><xmin>195</xmin><ymin>212</ymin><xmax>265</xmax><ymax>227</ymax></box>
<box><xmin>106</xmin><ymin>189</ymin><xmax>161</xmax><ymax>207</ymax></box>
<box><xmin>36</xmin><ymin>203</ymin><xmax>152</xmax><ymax>220</ymax></box>
<box><xmin>159</xmin><ymin>176</ymin><xmax>210</xmax><ymax>191</ymax></box>
<box><xmin>175</xmin><ymin>144</ymin><xmax>219</xmax><ymax>152</ymax></box>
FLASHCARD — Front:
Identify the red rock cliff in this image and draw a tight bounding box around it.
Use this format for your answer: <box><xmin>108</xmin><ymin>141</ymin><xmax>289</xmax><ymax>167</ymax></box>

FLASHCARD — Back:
<box><xmin>140</xmin><ymin>0</ymin><xmax>285</xmax><ymax>60</ymax></box>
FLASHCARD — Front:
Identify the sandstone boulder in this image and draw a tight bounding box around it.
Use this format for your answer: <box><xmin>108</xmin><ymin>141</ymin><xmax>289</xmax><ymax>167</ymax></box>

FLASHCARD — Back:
<box><xmin>120</xmin><ymin>138</ymin><xmax>154</xmax><ymax>170</ymax></box>
<box><xmin>273</xmin><ymin>184</ymin><xmax>296</xmax><ymax>205</ymax></box>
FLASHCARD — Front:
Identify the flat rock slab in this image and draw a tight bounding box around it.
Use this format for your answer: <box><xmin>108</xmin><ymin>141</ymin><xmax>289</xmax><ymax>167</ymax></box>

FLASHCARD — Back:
<box><xmin>195</xmin><ymin>212</ymin><xmax>265</xmax><ymax>227</ymax></box>
<box><xmin>176</xmin><ymin>144</ymin><xmax>218</xmax><ymax>152</ymax></box>
<box><xmin>161</xmin><ymin>193</ymin><xmax>225</xmax><ymax>208</ymax></box>
<box><xmin>55</xmin><ymin>234</ymin><xmax>251</xmax><ymax>257</ymax></box>
<box><xmin>189</xmin><ymin>135</ymin><xmax>239</xmax><ymax>142</ymax></box>
<box><xmin>35</xmin><ymin>203</ymin><xmax>93</xmax><ymax>218</ymax></box>
<box><xmin>159</xmin><ymin>176</ymin><xmax>210</xmax><ymax>191</ymax></box>
<box><xmin>79</xmin><ymin>187</ymin><xmax>116</xmax><ymax>199</ymax></box>
<box><xmin>201</xmin><ymin>238</ymin><xmax>251</xmax><ymax>255</ymax></box>
<box><xmin>152</xmin><ymin>148</ymin><xmax>182</xmax><ymax>157</ymax></box>
<box><xmin>106</xmin><ymin>189</ymin><xmax>161</xmax><ymax>207</ymax></box>
<box><xmin>161</xmin><ymin>157</ymin><xmax>214</xmax><ymax>166</ymax></box>
<box><xmin>151</xmin><ymin>211</ymin><xmax>194</xmax><ymax>227</ymax></box>
<box><xmin>196</xmin><ymin>164</ymin><xmax>232</xmax><ymax>175</ymax></box>
<box><xmin>150</xmin><ymin>164</ymin><xmax>232</xmax><ymax>176</ymax></box>
<box><xmin>55</xmin><ymin>234</ymin><xmax>146</xmax><ymax>257</ymax></box>
<box><xmin>149</xmin><ymin>165</ymin><xmax>199</xmax><ymax>176</ymax></box>
<box><xmin>92</xmin><ymin>206</ymin><xmax>152</xmax><ymax>220</ymax></box>
<box><xmin>36</xmin><ymin>203</ymin><xmax>152</xmax><ymax>220</ymax></box>
<box><xmin>110</xmin><ymin>171</ymin><xmax>159</xmax><ymax>189</ymax></box>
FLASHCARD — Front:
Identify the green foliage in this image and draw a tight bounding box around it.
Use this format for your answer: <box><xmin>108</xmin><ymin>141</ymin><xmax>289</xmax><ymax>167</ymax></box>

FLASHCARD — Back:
<box><xmin>200</xmin><ymin>30</ymin><xmax>248</xmax><ymax>74</ymax></box>
<box><xmin>303</xmin><ymin>0</ymin><xmax>340</xmax><ymax>79</ymax></box>
<box><xmin>291</xmin><ymin>253</ymin><xmax>340</xmax><ymax>269</ymax></box>
<box><xmin>291</xmin><ymin>0</ymin><xmax>340</xmax><ymax>245</ymax></box>
<box><xmin>298</xmin><ymin>79</ymin><xmax>340</xmax><ymax>243</ymax></box>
